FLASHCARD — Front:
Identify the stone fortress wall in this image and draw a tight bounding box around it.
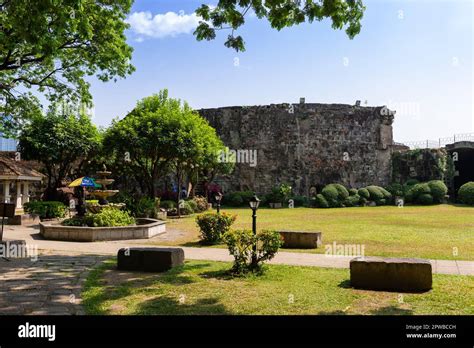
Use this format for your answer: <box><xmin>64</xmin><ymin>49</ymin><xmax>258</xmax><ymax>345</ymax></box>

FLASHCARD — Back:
<box><xmin>198</xmin><ymin>102</ymin><xmax>396</xmax><ymax>196</ymax></box>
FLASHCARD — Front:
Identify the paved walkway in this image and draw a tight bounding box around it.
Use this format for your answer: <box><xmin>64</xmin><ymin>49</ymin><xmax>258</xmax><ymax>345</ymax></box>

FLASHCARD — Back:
<box><xmin>1</xmin><ymin>224</ymin><xmax>473</xmax><ymax>315</ymax></box>
<box><xmin>4</xmin><ymin>225</ymin><xmax>474</xmax><ymax>276</ymax></box>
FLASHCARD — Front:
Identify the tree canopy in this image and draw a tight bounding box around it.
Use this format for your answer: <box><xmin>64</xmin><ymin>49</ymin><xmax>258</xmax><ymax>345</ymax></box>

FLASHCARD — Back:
<box><xmin>0</xmin><ymin>0</ymin><xmax>134</xmax><ymax>133</ymax></box>
<box><xmin>18</xmin><ymin>105</ymin><xmax>101</xmax><ymax>200</ymax></box>
<box><xmin>194</xmin><ymin>0</ymin><xmax>366</xmax><ymax>51</ymax></box>
<box><xmin>103</xmin><ymin>90</ymin><xmax>228</xmax><ymax>200</ymax></box>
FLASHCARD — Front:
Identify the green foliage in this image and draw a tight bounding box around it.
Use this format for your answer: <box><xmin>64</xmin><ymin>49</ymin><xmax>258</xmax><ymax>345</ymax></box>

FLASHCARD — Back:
<box><xmin>406</xmin><ymin>183</ymin><xmax>431</xmax><ymax>203</ymax></box>
<box><xmin>321</xmin><ymin>184</ymin><xmax>349</xmax><ymax>207</ymax></box>
<box><xmin>458</xmin><ymin>182</ymin><xmax>474</xmax><ymax>205</ymax></box>
<box><xmin>134</xmin><ymin>197</ymin><xmax>160</xmax><ymax>218</ymax></box>
<box><xmin>103</xmin><ymin>90</ymin><xmax>226</xmax><ymax>198</ymax></box>
<box><xmin>160</xmin><ymin>200</ymin><xmax>176</xmax><ymax>210</ymax></box>
<box><xmin>195</xmin><ymin>212</ymin><xmax>237</xmax><ymax>245</ymax></box>
<box><xmin>0</xmin><ymin>0</ymin><xmax>134</xmax><ymax>132</ymax></box>
<box><xmin>18</xmin><ymin>110</ymin><xmax>101</xmax><ymax>198</ymax></box>
<box><xmin>348</xmin><ymin>188</ymin><xmax>358</xmax><ymax>196</ymax></box>
<box><xmin>24</xmin><ymin>201</ymin><xmax>67</xmax><ymax>219</ymax></box>
<box><xmin>265</xmin><ymin>184</ymin><xmax>292</xmax><ymax>204</ymax></box>
<box><xmin>291</xmin><ymin>195</ymin><xmax>309</xmax><ymax>207</ymax></box>
<box><xmin>314</xmin><ymin>194</ymin><xmax>329</xmax><ymax>208</ymax></box>
<box><xmin>357</xmin><ymin>188</ymin><xmax>370</xmax><ymax>200</ymax></box>
<box><xmin>385</xmin><ymin>183</ymin><xmax>404</xmax><ymax>197</ymax></box>
<box><xmin>194</xmin><ymin>1</ymin><xmax>365</xmax><ymax>51</ymax></box>
<box><xmin>416</xmin><ymin>193</ymin><xmax>434</xmax><ymax>205</ymax></box>
<box><xmin>428</xmin><ymin>180</ymin><xmax>448</xmax><ymax>203</ymax></box>
<box><xmin>185</xmin><ymin>199</ymin><xmax>198</xmax><ymax>213</ymax></box>
<box><xmin>344</xmin><ymin>194</ymin><xmax>361</xmax><ymax>207</ymax></box>
<box><xmin>223</xmin><ymin>191</ymin><xmax>255</xmax><ymax>207</ymax></box>
<box><xmin>63</xmin><ymin>207</ymin><xmax>135</xmax><ymax>227</ymax></box>
<box><xmin>179</xmin><ymin>201</ymin><xmax>195</xmax><ymax>216</ymax></box>
<box><xmin>192</xmin><ymin>196</ymin><xmax>209</xmax><ymax>213</ymax></box>
<box><xmin>222</xmin><ymin>229</ymin><xmax>282</xmax><ymax>274</ymax></box>
<box><xmin>365</xmin><ymin>185</ymin><xmax>391</xmax><ymax>205</ymax></box>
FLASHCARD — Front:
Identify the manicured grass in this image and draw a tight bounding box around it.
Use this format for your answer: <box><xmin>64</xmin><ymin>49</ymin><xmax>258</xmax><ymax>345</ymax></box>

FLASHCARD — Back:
<box><xmin>82</xmin><ymin>260</ymin><xmax>474</xmax><ymax>315</ymax></box>
<box><xmin>161</xmin><ymin>205</ymin><xmax>474</xmax><ymax>260</ymax></box>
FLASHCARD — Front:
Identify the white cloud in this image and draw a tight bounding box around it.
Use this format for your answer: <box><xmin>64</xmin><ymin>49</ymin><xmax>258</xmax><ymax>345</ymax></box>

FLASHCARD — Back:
<box><xmin>126</xmin><ymin>11</ymin><xmax>201</xmax><ymax>39</ymax></box>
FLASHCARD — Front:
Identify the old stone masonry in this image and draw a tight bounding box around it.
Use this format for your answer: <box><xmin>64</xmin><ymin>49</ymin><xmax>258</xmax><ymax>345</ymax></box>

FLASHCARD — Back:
<box><xmin>199</xmin><ymin>102</ymin><xmax>396</xmax><ymax>195</ymax></box>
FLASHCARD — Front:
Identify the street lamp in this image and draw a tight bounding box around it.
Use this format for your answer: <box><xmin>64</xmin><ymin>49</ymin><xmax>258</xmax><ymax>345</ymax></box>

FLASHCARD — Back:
<box><xmin>249</xmin><ymin>195</ymin><xmax>260</xmax><ymax>267</ymax></box>
<box><xmin>215</xmin><ymin>192</ymin><xmax>223</xmax><ymax>214</ymax></box>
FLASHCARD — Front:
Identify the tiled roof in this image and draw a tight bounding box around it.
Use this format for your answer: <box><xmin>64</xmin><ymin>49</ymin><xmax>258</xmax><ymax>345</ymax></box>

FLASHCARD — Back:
<box><xmin>0</xmin><ymin>154</ymin><xmax>43</xmax><ymax>179</ymax></box>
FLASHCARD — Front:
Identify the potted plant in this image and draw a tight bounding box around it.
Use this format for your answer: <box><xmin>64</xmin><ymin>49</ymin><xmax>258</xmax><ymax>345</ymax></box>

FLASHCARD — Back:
<box><xmin>267</xmin><ymin>184</ymin><xmax>292</xmax><ymax>208</ymax></box>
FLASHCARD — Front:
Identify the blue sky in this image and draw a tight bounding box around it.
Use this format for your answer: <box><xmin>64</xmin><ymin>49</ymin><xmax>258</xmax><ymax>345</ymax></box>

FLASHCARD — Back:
<box><xmin>88</xmin><ymin>0</ymin><xmax>473</xmax><ymax>143</ymax></box>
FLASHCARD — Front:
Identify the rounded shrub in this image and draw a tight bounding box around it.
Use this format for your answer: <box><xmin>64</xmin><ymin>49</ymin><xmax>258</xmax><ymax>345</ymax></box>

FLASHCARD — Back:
<box><xmin>185</xmin><ymin>199</ymin><xmax>198</xmax><ymax>213</ymax></box>
<box><xmin>83</xmin><ymin>207</ymin><xmax>135</xmax><ymax>227</ymax></box>
<box><xmin>314</xmin><ymin>194</ymin><xmax>329</xmax><ymax>208</ymax></box>
<box><xmin>321</xmin><ymin>185</ymin><xmax>339</xmax><ymax>206</ymax></box>
<box><xmin>179</xmin><ymin>201</ymin><xmax>194</xmax><ymax>215</ymax></box>
<box><xmin>406</xmin><ymin>183</ymin><xmax>431</xmax><ymax>203</ymax></box>
<box><xmin>344</xmin><ymin>194</ymin><xmax>361</xmax><ymax>207</ymax></box>
<box><xmin>223</xmin><ymin>192</ymin><xmax>244</xmax><ymax>207</ymax></box>
<box><xmin>358</xmin><ymin>188</ymin><xmax>370</xmax><ymax>200</ymax></box>
<box><xmin>291</xmin><ymin>195</ymin><xmax>309</xmax><ymax>207</ymax></box>
<box><xmin>192</xmin><ymin>196</ymin><xmax>209</xmax><ymax>213</ymax></box>
<box><xmin>416</xmin><ymin>193</ymin><xmax>434</xmax><ymax>205</ymax></box>
<box><xmin>348</xmin><ymin>188</ymin><xmax>358</xmax><ymax>196</ymax></box>
<box><xmin>428</xmin><ymin>180</ymin><xmax>448</xmax><ymax>203</ymax></box>
<box><xmin>196</xmin><ymin>212</ymin><xmax>237</xmax><ymax>245</ymax></box>
<box><xmin>458</xmin><ymin>182</ymin><xmax>474</xmax><ymax>205</ymax></box>
<box><xmin>366</xmin><ymin>186</ymin><xmax>384</xmax><ymax>202</ymax></box>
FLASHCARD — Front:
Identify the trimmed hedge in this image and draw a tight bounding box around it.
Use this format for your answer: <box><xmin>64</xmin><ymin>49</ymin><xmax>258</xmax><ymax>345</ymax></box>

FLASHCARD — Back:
<box><xmin>458</xmin><ymin>182</ymin><xmax>474</xmax><ymax>205</ymax></box>
<box><xmin>405</xmin><ymin>180</ymin><xmax>448</xmax><ymax>205</ymax></box>
<box><xmin>24</xmin><ymin>201</ymin><xmax>67</xmax><ymax>219</ymax></box>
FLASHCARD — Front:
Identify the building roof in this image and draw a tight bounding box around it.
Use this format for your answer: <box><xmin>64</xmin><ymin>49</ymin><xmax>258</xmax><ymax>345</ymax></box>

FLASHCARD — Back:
<box><xmin>0</xmin><ymin>154</ymin><xmax>43</xmax><ymax>181</ymax></box>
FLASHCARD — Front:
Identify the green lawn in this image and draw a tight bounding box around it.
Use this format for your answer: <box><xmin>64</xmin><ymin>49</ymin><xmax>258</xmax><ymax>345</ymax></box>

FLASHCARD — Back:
<box><xmin>161</xmin><ymin>205</ymin><xmax>474</xmax><ymax>260</ymax></box>
<box><xmin>83</xmin><ymin>260</ymin><xmax>474</xmax><ymax>315</ymax></box>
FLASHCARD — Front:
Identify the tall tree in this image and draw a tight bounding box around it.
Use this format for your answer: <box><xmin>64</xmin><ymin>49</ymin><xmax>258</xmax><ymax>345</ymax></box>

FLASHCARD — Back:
<box><xmin>18</xmin><ymin>106</ymin><xmax>101</xmax><ymax>200</ymax></box>
<box><xmin>103</xmin><ymin>90</ymin><xmax>228</xmax><ymax>208</ymax></box>
<box><xmin>0</xmin><ymin>0</ymin><xmax>134</xmax><ymax>133</ymax></box>
<box><xmin>194</xmin><ymin>0</ymin><xmax>365</xmax><ymax>51</ymax></box>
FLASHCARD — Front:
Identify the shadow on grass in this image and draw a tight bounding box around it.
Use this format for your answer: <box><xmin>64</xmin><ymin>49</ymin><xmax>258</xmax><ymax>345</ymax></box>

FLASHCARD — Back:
<box><xmin>369</xmin><ymin>306</ymin><xmax>414</xmax><ymax>315</ymax></box>
<box><xmin>83</xmin><ymin>261</ymin><xmax>213</xmax><ymax>314</ymax></box>
<box><xmin>135</xmin><ymin>295</ymin><xmax>230</xmax><ymax>315</ymax></box>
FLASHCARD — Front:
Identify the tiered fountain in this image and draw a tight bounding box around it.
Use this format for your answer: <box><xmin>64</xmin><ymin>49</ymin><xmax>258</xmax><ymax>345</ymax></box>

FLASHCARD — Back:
<box><xmin>93</xmin><ymin>165</ymin><xmax>119</xmax><ymax>205</ymax></box>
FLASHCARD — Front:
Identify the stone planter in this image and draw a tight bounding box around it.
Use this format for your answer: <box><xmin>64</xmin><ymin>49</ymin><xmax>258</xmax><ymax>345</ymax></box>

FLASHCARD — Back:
<box><xmin>40</xmin><ymin>218</ymin><xmax>166</xmax><ymax>242</ymax></box>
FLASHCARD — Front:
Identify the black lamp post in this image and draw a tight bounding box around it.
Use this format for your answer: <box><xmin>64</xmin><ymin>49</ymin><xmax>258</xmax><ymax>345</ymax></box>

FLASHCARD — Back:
<box><xmin>215</xmin><ymin>192</ymin><xmax>223</xmax><ymax>214</ymax></box>
<box><xmin>249</xmin><ymin>195</ymin><xmax>260</xmax><ymax>267</ymax></box>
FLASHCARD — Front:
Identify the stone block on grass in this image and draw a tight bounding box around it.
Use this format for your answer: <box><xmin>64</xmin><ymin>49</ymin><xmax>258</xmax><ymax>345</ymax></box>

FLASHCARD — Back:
<box><xmin>350</xmin><ymin>256</ymin><xmax>432</xmax><ymax>292</ymax></box>
<box><xmin>117</xmin><ymin>247</ymin><xmax>184</xmax><ymax>272</ymax></box>
<box><xmin>279</xmin><ymin>231</ymin><xmax>322</xmax><ymax>249</ymax></box>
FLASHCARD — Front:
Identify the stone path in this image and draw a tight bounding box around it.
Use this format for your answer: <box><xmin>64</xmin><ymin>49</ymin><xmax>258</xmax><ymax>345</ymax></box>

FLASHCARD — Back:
<box><xmin>0</xmin><ymin>250</ymin><xmax>105</xmax><ymax>315</ymax></box>
<box><xmin>4</xmin><ymin>225</ymin><xmax>474</xmax><ymax>276</ymax></box>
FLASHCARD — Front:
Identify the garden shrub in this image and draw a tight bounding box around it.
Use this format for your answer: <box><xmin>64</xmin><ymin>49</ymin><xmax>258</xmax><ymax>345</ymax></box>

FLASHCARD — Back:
<box><xmin>265</xmin><ymin>184</ymin><xmax>292</xmax><ymax>205</ymax></box>
<box><xmin>385</xmin><ymin>183</ymin><xmax>404</xmax><ymax>197</ymax></box>
<box><xmin>291</xmin><ymin>195</ymin><xmax>309</xmax><ymax>207</ymax></box>
<box><xmin>222</xmin><ymin>229</ymin><xmax>282</xmax><ymax>274</ymax></box>
<box><xmin>458</xmin><ymin>182</ymin><xmax>474</xmax><ymax>205</ymax></box>
<box><xmin>160</xmin><ymin>200</ymin><xmax>176</xmax><ymax>210</ymax></box>
<box><xmin>24</xmin><ymin>201</ymin><xmax>67</xmax><ymax>219</ymax></box>
<box><xmin>314</xmin><ymin>194</ymin><xmax>329</xmax><ymax>208</ymax></box>
<box><xmin>406</xmin><ymin>183</ymin><xmax>431</xmax><ymax>203</ymax></box>
<box><xmin>192</xmin><ymin>196</ymin><xmax>209</xmax><ymax>212</ymax></box>
<box><xmin>357</xmin><ymin>188</ymin><xmax>370</xmax><ymax>200</ymax></box>
<box><xmin>223</xmin><ymin>191</ymin><xmax>255</xmax><ymax>207</ymax></box>
<box><xmin>134</xmin><ymin>197</ymin><xmax>160</xmax><ymax>218</ymax></box>
<box><xmin>348</xmin><ymin>188</ymin><xmax>358</xmax><ymax>196</ymax></box>
<box><xmin>321</xmin><ymin>184</ymin><xmax>340</xmax><ymax>207</ymax></box>
<box><xmin>196</xmin><ymin>212</ymin><xmax>237</xmax><ymax>245</ymax></box>
<box><xmin>177</xmin><ymin>201</ymin><xmax>194</xmax><ymax>215</ymax></box>
<box><xmin>81</xmin><ymin>207</ymin><xmax>135</xmax><ymax>227</ymax></box>
<box><xmin>366</xmin><ymin>186</ymin><xmax>384</xmax><ymax>203</ymax></box>
<box><xmin>344</xmin><ymin>194</ymin><xmax>361</xmax><ymax>207</ymax></box>
<box><xmin>185</xmin><ymin>199</ymin><xmax>198</xmax><ymax>213</ymax></box>
<box><xmin>416</xmin><ymin>193</ymin><xmax>434</xmax><ymax>205</ymax></box>
<box><xmin>428</xmin><ymin>180</ymin><xmax>448</xmax><ymax>203</ymax></box>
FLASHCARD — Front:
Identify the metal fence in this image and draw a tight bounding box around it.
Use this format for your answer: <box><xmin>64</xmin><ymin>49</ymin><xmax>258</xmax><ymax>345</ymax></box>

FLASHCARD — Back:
<box><xmin>398</xmin><ymin>133</ymin><xmax>474</xmax><ymax>149</ymax></box>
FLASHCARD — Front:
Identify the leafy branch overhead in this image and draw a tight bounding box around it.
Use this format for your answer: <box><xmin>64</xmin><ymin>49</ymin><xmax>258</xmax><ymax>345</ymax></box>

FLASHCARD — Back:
<box><xmin>0</xmin><ymin>0</ymin><xmax>135</xmax><ymax>133</ymax></box>
<box><xmin>194</xmin><ymin>0</ymin><xmax>366</xmax><ymax>51</ymax></box>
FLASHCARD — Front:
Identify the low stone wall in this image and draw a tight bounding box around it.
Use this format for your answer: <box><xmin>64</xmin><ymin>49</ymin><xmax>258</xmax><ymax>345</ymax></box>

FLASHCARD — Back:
<box><xmin>6</xmin><ymin>214</ymin><xmax>40</xmax><ymax>226</ymax></box>
<box><xmin>39</xmin><ymin>218</ymin><xmax>166</xmax><ymax>242</ymax></box>
<box><xmin>279</xmin><ymin>231</ymin><xmax>322</xmax><ymax>249</ymax></box>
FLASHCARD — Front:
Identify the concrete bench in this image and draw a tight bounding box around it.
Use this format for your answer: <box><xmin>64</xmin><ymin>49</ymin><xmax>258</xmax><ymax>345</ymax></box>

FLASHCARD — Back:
<box><xmin>117</xmin><ymin>247</ymin><xmax>184</xmax><ymax>272</ymax></box>
<box><xmin>279</xmin><ymin>231</ymin><xmax>322</xmax><ymax>249</ymax></box>
<box><xmin>350</xmin><ymin>256</ymin><xmax>432</xmax><ymax>292</ymax></box>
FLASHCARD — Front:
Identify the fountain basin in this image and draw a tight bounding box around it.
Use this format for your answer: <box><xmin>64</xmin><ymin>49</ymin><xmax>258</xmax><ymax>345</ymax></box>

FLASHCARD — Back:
<box><xmin>39</xmin><ymin>218</ymin><xmax>166</xmax><ymax>242</ymax></box>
